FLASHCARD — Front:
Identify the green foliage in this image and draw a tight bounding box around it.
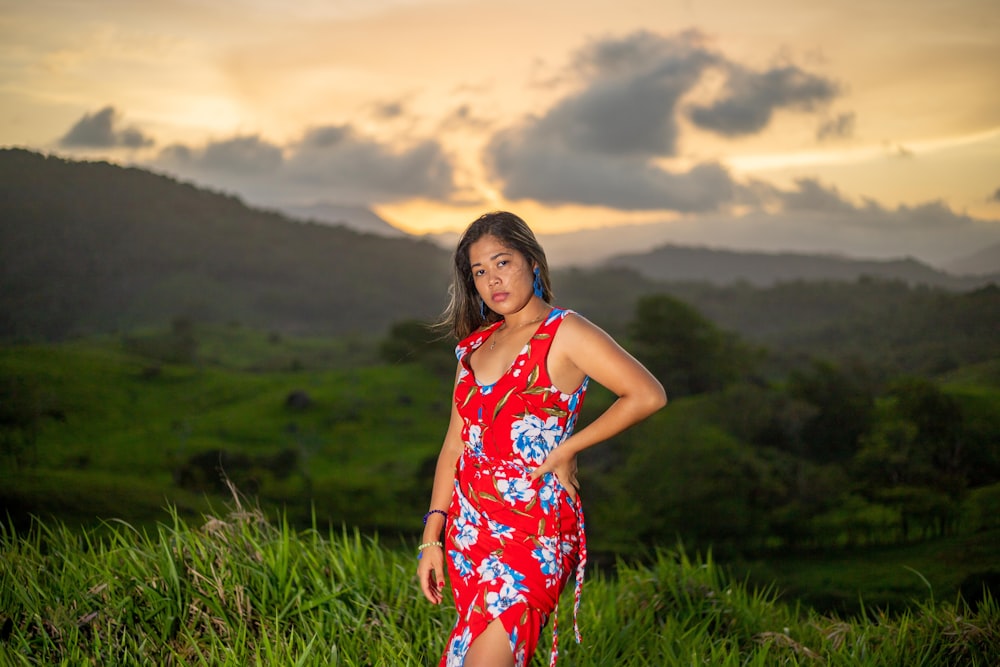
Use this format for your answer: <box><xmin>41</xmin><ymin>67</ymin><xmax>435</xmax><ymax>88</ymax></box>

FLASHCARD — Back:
<box><xmin>1</xmin><ymin>507</ymin><xmax>997</xmax><ymax>666</ymax></box>
<box><xmin>0</xmin><ymin>373</ymin><xmax>61</xmax><ymax>467</ymax></box>
<box><xmin>5</xmin><ymin>150</ymin><xmax>997</xmax><ymax>389</ymax></box>
<box><xmin>4</xmin><ymin>316</ymin><xmax>1000</xmax><ymax>615</ymax></box>
<box><xmin>0</xmin><ymin>330</ymin><xmax>450</xmax><ymax>535</ymax></box>
<box><xmin>629</xmin><ymin>293</ymin><xmax>759</xmax><ymax>397</ymax></box>
<box><xmin>787</xmin><ymin>360</ymin><xmax>876</xmax><ymax>464</ymax></box>
<box><xmin>0</xmin><ymin>149</ymin><xmax>451</xmax><ymax>341</ymax></box>
<box><xmin>964</xmin><ymin>483</ymin><xmax>1000</xmax><ymax>532</ymax></box>
<box><xmin>378</xmin><ymin>319</ymin><xmax>457</xmax><ymax>379</ymax></box>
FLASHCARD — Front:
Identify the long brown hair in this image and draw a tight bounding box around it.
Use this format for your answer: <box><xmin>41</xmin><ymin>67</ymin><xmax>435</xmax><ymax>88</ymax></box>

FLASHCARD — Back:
<box><xmin>438</xmin><ymin>211</ymin><xmax>553</xmax><ymax>340</ymax></box>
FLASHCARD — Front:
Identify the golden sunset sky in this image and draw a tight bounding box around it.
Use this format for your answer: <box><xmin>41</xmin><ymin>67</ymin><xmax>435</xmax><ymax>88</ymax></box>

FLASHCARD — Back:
<box><xmin>2</xmin><ymin>0</ymin><xmax>998</xmax><ymax>266</ymax></box>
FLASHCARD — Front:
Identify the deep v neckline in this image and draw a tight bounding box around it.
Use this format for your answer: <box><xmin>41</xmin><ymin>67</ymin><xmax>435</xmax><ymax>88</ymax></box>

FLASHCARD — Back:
<box><xmin>467</xmin><ymin>310</ymin><xmax>552</xmax><ymax>388</ymax></box>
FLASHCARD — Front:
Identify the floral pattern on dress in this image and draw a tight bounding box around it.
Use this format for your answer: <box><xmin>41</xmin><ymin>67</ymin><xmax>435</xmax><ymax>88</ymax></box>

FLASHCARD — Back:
<box><xmin>440</xmin><ymin>308</ymin><xmax>589</xmax><ymax>667</ymax></box>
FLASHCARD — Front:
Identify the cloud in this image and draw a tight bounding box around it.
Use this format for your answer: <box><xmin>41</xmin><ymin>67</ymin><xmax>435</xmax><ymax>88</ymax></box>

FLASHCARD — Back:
<box><xmin>284</xmin><ymin>124</ymin><xmax>456</xmax><ymax>200</ymax></box>
<box><xmin>158</xmin><ymin>135</ymin><xmax>284</xmax><ymax>177</ymax></box>
<box><xmin>487</xmin><ymin>129</ymin><xmax>740</xmax><ymax>211</ymax></box>
<box><xmin>372</xmin><ymin>100</ymin><xmax>405</xmax><ymax>119</ymax></box>
<box><xmin>990</xmin><ymin>187</ymin><xmax>1000</xmax><ymax>202</ymax></box>
<box><xmin>743</xmin><ymin>179</ymin><xmax>998</xmax><ymax>263</ymax></box>
<box><xmin>544</xmin><ymin>30</ymin><xmax>718</xmax><ymax>158</ymax></box>
<box><xmin>482</xmin><ymin>30</ymin><xmax>840</xmax><ymax>213</ymax></box>
<box><xmin>816</xmin><ymin>111</ymin><xmax>856</xmax><ymax>141</ymax></box>
<box><xmin>779</xmin><ymin>177</ymin><xmax>858</xmax><ymax>213</ymax></box>
<box><xmin>483</xmin><ymin>31</ymin><xmax>735</xmax><ymax>211</ymax></box>
<box><xmin>439</xmin><ymin>104</ymin><xmax>493</xmax><ymax>132</ymax></box>
<box><xmin>689</xmin><ymin>64</ymin><xmax>839</xmax><ymax>137</ymax></box>
<box><xmin>543</xmin><ymin>180</ymin><xmax>1000</xmax><ymax>268</ymax></box>
<box><xmin>59</xmin><ymin>106</ymin><xmax>154</xmax><ymax>149</ymax></box>
<box><xmin>154</xmin><ymin>123</ymin><xmax>456</xmax><ymax>205</ymax></box>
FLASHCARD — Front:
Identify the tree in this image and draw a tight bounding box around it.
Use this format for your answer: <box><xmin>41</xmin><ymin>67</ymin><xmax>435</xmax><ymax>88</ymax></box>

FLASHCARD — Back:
<box><xmin>886</xmin><ymin>376</ymin><xmax>964</xmax><ymax>487</ymax></box>
<box><xmin>379</xmin><ymin>319</ymin><xmax>456</xmax><ymax>378</ymax></box>
<box><xmin>629</xmin><ymin>293</ymin><xmax>758</xmax><ymax>398</ymax></box>
<box><xmin>787</xmin><ymin>360</ymin><xmax>875</xmax><ymax>464</ymax></box>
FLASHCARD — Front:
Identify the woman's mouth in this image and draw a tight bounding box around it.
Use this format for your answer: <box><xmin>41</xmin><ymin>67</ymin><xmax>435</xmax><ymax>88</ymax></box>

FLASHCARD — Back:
<box><xmin>491</xmin><ymin>292</ymin><xmax>509</xmax><ymax>303</ymax></box>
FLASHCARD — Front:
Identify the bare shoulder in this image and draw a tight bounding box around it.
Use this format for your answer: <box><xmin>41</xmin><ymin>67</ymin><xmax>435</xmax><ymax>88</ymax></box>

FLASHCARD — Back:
<box><xmin>556</xmin><ymin>310</ymin><xmax>618</xmax><ymax>348</ymax></box>
<box><xmin>551</xmin><ymin>311</ymin><xmax>627</xmax><ymax>371</ymax></box>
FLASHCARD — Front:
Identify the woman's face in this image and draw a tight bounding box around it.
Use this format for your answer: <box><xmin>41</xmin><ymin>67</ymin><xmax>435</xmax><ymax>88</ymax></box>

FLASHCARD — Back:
<box><xmin>467</xmin><ymin>234</ymin><xmax>536</xmax><ymax>317</ymax></box>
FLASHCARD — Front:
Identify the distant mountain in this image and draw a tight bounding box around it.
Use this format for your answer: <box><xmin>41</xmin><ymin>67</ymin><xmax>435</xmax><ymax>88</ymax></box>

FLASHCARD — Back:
<box><xmin>944</xmin><ymin>241</ymin><xmax>1000</xmax><ymax>276</ymax></box>
<box><xmin>605</xmin><ymin>244</ymin><xmax>995</xmax><ymax>289</ymax></box>
<box><xmin>273</xmin><ymin>202</ymin><xmax>407</xmax><ymax>237</ymax></box>
<box><xmin>426</xmin><ymin>223</ymin><xmax>998</xmax><ymax>289</ymax></box>
<box><xmin>0</xmin><ymin>149</ymin><xmax>450</xmax><ymax>341</ymax></box>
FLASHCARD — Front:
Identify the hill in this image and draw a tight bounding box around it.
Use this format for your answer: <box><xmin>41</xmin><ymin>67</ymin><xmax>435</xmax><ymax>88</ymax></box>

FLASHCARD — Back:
<box><xmin>0</xmin><ymin>149</ymin><xmax>451</xmax><ymax>341</ymax></box>
<box><xmin>2</xmin><ymin>147</ymin><xmax>997</xmax><ymax>376</ymax></box>
<box><xmin>271</xmin><ymin>201</ymin><xmax>407</xmax><ymax>237</ymax></box>
<box><xmin>945</xmin><ymin>240</ymin><xmax>1000</xmax><ymax>276</ymax></box>
<box><xmin>605</xmin><ymin>243</ymin><xmax>997</xmax><ymax>288</ymax></box>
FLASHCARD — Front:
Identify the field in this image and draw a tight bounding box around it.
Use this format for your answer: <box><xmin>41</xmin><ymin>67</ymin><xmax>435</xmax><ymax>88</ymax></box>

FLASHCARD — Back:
<box><xmin>1</xmin><ymin>496</ymin><xmax>997</xmax><ymax>666</ymax></box>
<box><xmin>2</xmin><ymin>325</ymin><xmax>1000</xmax><ymax>640</ymax></box>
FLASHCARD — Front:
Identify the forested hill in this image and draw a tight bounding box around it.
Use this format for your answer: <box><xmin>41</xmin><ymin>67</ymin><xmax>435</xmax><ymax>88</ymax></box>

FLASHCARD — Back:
<box><xmin>606</xmin><ymin>244</ymin><xmax>996</xmax><ymax>289</ymax></box>
<box><xmin>2</xmin><ymin>148</ymin><xmax>998</xmax><ymax>370</ymax></box>
<box><xmin>0</xmin><ymin>149</ymin><xmax>452</xmax><ymax>341</ymax></box>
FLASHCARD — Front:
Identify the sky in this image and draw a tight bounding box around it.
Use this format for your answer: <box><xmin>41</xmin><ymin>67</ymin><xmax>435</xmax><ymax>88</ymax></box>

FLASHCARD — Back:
<box><xmin>2</xmin><ymin>0</ymin><xmax>999</xmax><ymax>268</ymax></box>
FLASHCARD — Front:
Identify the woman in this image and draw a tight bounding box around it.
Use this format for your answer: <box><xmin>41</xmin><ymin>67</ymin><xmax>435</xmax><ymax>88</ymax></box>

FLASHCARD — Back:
<box><xmin>418</xmin><ymin>211</ymin><xmax>666</xmax><ymax>667</ymax></box>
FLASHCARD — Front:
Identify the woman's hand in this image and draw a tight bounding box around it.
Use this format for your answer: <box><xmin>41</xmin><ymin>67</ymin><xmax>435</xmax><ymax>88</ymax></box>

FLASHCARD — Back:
<box><xmin>529</xmin><ymin>444</ymin><xmax>579</xmax><ymax>502</ymax></box>
<box><xmin>417</xmin><ymin>544</ymin><xmax>447</xmax><ymax>604</ymax></box>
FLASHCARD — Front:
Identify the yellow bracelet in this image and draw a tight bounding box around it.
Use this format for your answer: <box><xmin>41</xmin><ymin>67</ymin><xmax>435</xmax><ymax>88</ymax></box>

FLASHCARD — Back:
<box><xmin>417</xmin><ymin>540</ymin><xmax>444</xmax><ymax>552</ymax></box>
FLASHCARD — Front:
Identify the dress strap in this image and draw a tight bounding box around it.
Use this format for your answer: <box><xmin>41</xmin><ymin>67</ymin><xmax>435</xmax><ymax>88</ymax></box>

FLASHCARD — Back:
<box><xmin>547</xmin><ymin>489</ymin><xmax>587</xmax><ymax>667</ymax></box>
<box><xmin>525</xmin><ymin>308</ymin><xmax>572</xmax><ymax>362</ymax></box>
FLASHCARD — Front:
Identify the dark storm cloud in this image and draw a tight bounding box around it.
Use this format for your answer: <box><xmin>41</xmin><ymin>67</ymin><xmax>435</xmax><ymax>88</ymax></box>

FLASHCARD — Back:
<box><xmin>59</xmin><ymin>106</ymin><xmax>154</xmax><ymax>149</ymax></box>
<box><xmin>817</xmin><ymin>111</ymin><xmax>856</xmax><ymax>141</ymax></box>
<box><xmin>483</xmin><ymin>31</ymin><xmax>838</xmax><ymax>212</ymax></box>
<box><xmin>689</xmin><ymin>64</ymin><xmax>839</xmax><ymax>137</ymax></box>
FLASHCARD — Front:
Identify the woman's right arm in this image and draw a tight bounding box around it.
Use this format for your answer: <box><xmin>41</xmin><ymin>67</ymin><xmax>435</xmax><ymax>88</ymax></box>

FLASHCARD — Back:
<box><xmin>417</xmin><ymin>369</ymin><xmax>465</xmax><ymax>604</ymax></box>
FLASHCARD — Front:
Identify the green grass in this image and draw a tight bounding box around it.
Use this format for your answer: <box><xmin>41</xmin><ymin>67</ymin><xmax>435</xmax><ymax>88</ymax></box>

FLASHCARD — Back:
<box><xmin>1</xmin><ymin>333</ymin><xmax>451</xmax><ymax>533</ymax></box>
<box><xmin>1</xmin><ymin>498</ymin><xmax>996</xmax><ymax>666</ymax></box>
<box><xmin>4</xmin><ymin>328</ymin><xmax>1000</xmax><ymax>627</ymax></box>
<box><xmin>736</xmin><ymin>527</ymin><xmax>1000</xmax><ymax>615</ymax></box>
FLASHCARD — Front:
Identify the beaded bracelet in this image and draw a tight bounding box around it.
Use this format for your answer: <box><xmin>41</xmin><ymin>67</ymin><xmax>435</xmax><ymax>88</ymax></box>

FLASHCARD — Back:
<box><xmin>422</xmin><ymin>509</ymin><xmax>448</xmax><ymax>525</ymax></box>
<box><xmin>417</xmin><ymin>540</ymin><xmax>443</xmax><ymax>559</ymax></box>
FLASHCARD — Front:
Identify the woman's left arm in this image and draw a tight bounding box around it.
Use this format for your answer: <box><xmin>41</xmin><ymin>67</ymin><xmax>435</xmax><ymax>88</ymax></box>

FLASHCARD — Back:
<box><xmin>529</xmin><ymin>314</ymin><xmax>666</xmax><ymax>485</ymax></box>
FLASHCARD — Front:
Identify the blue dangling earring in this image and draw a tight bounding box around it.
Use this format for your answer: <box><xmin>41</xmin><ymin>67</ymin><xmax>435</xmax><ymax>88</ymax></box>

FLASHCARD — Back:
<box><xmin>533</xmin><ymin>267</ymin><xmax>544</xmax><ymax>298</ymax></box>
<box><xmin>480</xmin><ymin>297</ymin><xmax>486</xmax><ymax>319</ymax></box>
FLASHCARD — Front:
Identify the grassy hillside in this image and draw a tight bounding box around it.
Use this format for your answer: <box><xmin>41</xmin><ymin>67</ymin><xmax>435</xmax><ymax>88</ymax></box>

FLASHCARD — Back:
<box><xmin>0</xmin><ymin>328</ymin><xmax>451</xmax><ymax>534</ymax></box>
<box><xmin>1</xmin><ymin>502</ymin><xmax>996</xmax><ymax>666</ymax></box>
<box><xmin>3</xmin><ymin>326</ymin><xmax>1000</xmax><ymax>617</ymax></box>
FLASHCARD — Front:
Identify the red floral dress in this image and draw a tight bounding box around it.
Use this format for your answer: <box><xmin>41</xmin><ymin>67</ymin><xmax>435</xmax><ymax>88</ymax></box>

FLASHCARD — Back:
<box><xmin>440</xmin><ymin>308</ymin><xmax>588</xmax><ymax>667</ymax></box>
